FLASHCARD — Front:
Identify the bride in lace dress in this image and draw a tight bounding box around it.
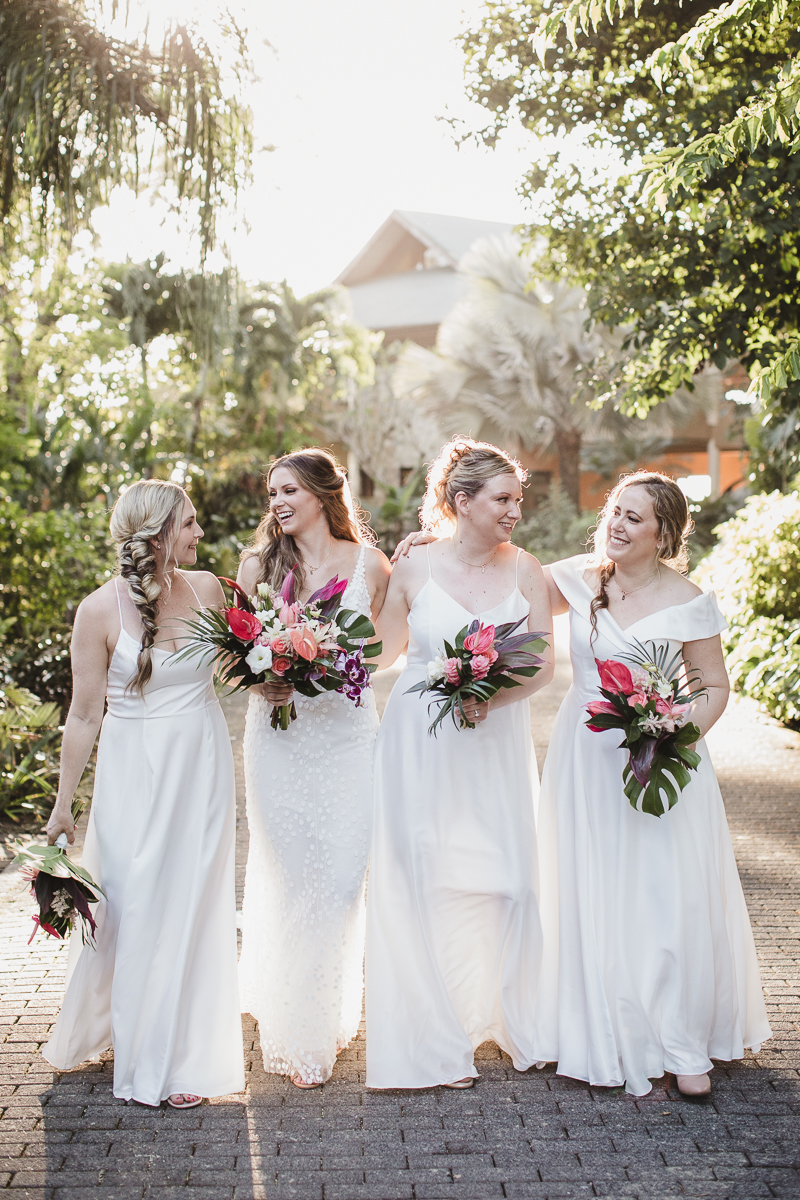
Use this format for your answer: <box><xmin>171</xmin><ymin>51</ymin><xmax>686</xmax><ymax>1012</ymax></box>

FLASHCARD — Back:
<box><xmin>236</xmin><ymin>449</ymin><xmax>390</xmax><ymax>1088</ymax></box>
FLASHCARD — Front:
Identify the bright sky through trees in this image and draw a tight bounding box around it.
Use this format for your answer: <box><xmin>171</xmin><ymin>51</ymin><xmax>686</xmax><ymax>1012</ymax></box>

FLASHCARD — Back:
<box><xmin>91</xmin><ymin>0</ymin><xmax>546</xmax><ymax>292</ymax></box>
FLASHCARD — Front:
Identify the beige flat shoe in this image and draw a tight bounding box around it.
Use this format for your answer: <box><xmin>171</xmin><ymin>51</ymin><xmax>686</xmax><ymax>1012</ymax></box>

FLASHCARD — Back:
<box><xmin>442</xmin><ymin>1077</ymin><xmax>475</xmax><ymax>1089</ymax></box>
<box><xmin>291</xmin><ymin>1076</ymin><xmax>322</xmax><ymax>1089</ymax></box>
<box><xmin>676</xmin><ymin>1073</ymin><xmax>711</xmax><ymax>1097</ymax></box>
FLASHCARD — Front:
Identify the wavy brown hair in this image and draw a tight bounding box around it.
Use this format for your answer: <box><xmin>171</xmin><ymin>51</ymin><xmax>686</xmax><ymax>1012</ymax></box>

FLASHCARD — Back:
<box><xmin>588</xmin><ymin>470</ymin><xmax>694</xmax><ymax>642</ymax></box>
<box><xmin>419</xmin><ymin>436</ymin><xmax>527</xmax><ymax>535</ymax></box>
<box><xmin>245</xmin><ymin>448</ymin><xmax>374</xmax><ymax>594</ymax></box>
<box><xmin>109</xmin><ymin>480</ymin><xmax>187</xmax><ymax>692</ymax></box>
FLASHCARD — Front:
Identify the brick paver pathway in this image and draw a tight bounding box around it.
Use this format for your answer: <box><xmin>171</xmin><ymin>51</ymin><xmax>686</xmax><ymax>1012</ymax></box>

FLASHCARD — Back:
<box><xmin>2</xmin><ymin>616</ymin><xmax>799</xmax><ymax>1199</ymax></box>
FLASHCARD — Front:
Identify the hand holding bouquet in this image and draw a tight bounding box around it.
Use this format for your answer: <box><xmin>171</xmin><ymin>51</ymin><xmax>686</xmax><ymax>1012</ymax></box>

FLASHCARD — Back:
<box><xmin>13</xmin><ymin>802</ymin><xmax>105</xmax><ymax>946</ymax></box>
<box><xmin>585</xmin><ymin>640</ymin><xmax>707</xmax><ymax>817</ymax></box>
<box><xmin>406</xmin><ymin>617</ymin><xmax>548</xmax><ymax>735</ymax></box>
<box><xmin>174</xmin><ymin>569</ymin><xmax>381</xmax><ymax>730</ymax></box>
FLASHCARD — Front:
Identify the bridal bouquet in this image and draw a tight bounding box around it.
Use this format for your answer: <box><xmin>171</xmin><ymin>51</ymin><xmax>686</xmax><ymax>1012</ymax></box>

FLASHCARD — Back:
<box><xmin>585</xmin><ymin>640</ymin><xmax>707</xmax><ymax>817</ymax></box>
<box><xmin>407</xmin><ymin>617</ymin><xmax>547</xmax><ymax>736</ymax></box>
<box><xmin>174</xmin><ymin>570</ymin><xmax>380</xmax><ymax>730</ymax></box>
<box><xmin>13</xmin><ymin>803</ymin><xmax>105</xmax><ymax>946</ymax></box>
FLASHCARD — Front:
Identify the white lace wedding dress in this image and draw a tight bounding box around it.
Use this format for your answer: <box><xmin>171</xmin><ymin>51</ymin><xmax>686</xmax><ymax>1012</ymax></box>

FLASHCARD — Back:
<box><xmin>238</xmin><ymin>546</ymin><xmax>378</xmax><ymax>1084</ymax></box>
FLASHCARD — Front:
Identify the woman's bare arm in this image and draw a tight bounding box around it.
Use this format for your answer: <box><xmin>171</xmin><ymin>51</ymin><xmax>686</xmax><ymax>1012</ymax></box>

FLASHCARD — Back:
<box><xmin>45</xmin><ymin>594</ymin><xmax>113</xmax><ymax>844</ymax></box>
<box><xmin>682</xmin><ymin>635</ymin><xmax>730</xmax><ymax>739</ymax></box>
<box><xmin>481</xmin><ymin>552</ymin><xmax>555</xmax><ymax>713</ymax></box>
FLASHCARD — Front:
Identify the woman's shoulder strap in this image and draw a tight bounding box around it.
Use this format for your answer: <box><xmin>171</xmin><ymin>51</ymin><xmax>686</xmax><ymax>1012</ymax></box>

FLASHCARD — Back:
<box><xmin>179</xmin><ymin>570</ymin><xmax>204</xmax><ymax>609</ymax></box>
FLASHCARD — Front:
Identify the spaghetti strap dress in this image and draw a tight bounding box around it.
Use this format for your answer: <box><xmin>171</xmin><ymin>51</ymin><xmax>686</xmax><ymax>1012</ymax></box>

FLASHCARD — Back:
<box><xmin>533</xmin><ymin>554</ymin><xmax>771</xmax><ymax>1095</ymax></box>
<box><xmin>365</xmin><ymin>547</ymin><xmax>545</xmax><ymax>1088</ymax></box>
<box><xmin>43</xmin><ymin>576</ymin><xmax>244</xmax><ymax>1105</ymax></box>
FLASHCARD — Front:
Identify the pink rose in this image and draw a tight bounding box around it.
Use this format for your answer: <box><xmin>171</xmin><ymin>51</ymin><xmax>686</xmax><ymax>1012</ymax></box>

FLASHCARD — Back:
<box><xmin>270</xmin><ymin>634</ymin><xmax>292</xmax><ymax>655</ymax></box>
<box><xmin>271</xmin><ymin>656</ymin><xmax>292</xmax><ymax>675</ymax></box>
<box><xmin>443</xmin><ymin>657</ymin><xmax>462</xmax><ymax>685</ymax></box>
<box><xmin>595</xmin><ymin>658</ymin><xmax>635</xmax><ymax>695</ymax></box>
<box><xmin>470</xmin><ymin>654</ymin><xmax>493</xmax><ymax>681</ymax></box>
<box><xmin>289</xmin><ymin>626</ymin><xmax>318</xmax><ymax>661</ymax></box>
<box><xmin>627</xmin><ymin>691</ymin><xmax>648</xmax><ymax>708</ymax></box>
<box><xmin>463</xmin><ymin>624</ymin><xmax>496</xmax><ymax>655</ymax></box>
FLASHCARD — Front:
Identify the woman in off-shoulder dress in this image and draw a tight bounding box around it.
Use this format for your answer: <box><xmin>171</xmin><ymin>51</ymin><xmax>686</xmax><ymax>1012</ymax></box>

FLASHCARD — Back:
<box><xmin>532</xmin><ymin>471</ymin><xmax>771</xmax><ymax>1097</ymax></box>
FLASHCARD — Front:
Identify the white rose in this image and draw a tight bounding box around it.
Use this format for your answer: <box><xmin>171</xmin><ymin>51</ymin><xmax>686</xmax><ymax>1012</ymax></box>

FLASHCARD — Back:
<box><xmin>246</xmin><ymin>644</ymin><xmax>273</xmax><ymax>673</ymax></box>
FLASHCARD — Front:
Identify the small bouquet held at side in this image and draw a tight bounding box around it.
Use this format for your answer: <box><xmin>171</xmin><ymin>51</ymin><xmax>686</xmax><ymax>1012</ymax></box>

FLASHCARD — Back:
<box><xmin>13</xmin><ymin>802</ymin><xmax>105</xmax><ymax>946</ymax></box>
<box><xmin>173</xmin><ymin>570</ymin><xmax>381</xmax><ymax>730</ymax></box>
<box><xmin>585</xmin><ymin>641</ymin><xmax>708</xmax><ymax>817</ymax></box>
<box><xmin>408</xmin><ymin>618</ymin><xmax>548</xmax><ymax>736</ymax></box>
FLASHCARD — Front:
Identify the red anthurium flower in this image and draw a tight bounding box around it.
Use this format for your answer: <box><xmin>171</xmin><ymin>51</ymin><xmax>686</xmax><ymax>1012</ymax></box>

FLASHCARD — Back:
<box><xmin>227</xmin><ymin>608</ymin><xmax>262</xmax><ymax>642</ymax></box>
<box><xmin>595</xmin><ymin>658</ymin><xmax>635</xmax><ymax>695</ymax></box>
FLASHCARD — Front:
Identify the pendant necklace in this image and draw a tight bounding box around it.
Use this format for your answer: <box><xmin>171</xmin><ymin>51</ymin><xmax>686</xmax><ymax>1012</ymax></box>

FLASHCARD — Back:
<box><xmin>453</xmin><ymin>541</ymin><xmax>497</xmax><ymax>574</ymax></box>
<box><xmin>304</xmin><ymin>539</ymin><xmax>333</xmax><ymax>573</ymax></box>
<box><xmin>618</xmin><ymin>565</ymin><xmax>660</xmax><ymax>600</ymax></box>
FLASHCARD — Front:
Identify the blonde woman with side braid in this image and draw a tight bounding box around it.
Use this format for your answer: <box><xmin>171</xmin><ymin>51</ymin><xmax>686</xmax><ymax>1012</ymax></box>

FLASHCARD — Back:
<box><xmin>43</xmin><ymin>480</ymin><xmax>244</xmax><ymax>1109</ymax></box>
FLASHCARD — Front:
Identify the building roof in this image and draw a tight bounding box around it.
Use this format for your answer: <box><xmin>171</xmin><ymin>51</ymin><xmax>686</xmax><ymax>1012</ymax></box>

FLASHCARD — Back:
<box><xmin>346</xmin><ymin>267</ymin><xmax>464</xmax><ymax>332</ymax></box>
<box><xmin>336</xmin><ymin>210</ymin><xmax>515</xmax><ymax>287</ymax></box>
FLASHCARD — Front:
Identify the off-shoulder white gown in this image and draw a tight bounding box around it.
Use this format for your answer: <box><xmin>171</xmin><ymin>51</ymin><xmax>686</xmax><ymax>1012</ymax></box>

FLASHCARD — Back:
<box><xmin>533</xmin><ymin>554</ymin><xmax>771</xmax><ymax>1095</ymax></box>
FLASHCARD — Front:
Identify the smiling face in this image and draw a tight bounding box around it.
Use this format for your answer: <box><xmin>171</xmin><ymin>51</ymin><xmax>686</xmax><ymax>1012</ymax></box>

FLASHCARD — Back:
<box><xmin>268</xmin><ymin>465</ymin><xmax>325</xmax><ymax>537</ymax></box>
<box><xmin>605</xmin><ymin>484</ymin><xmax>661</xmax><ymax>566</ymax></box>
<box><xmin>168</xmin><ymin>496</ymin><xmax>204</xmax><ymax>566</ymax></box>
<box><xmin>455</xmin><ymin>472</ymin><xmax>522</xmax><ymax>544</ymax></box>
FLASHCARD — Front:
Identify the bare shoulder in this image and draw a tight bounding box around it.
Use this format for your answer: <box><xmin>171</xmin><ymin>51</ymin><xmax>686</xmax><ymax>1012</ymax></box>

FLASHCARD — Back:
<box><xmin>514</xmin><ymin>546</ymin><xmax>547</xmax><ymax>590</ymax></box>
<box><xmin>182</xmin><ymin>569</ymin><xmax>224</xmax><ymax>605</ymax></box>
<box><xmin>663</xmin><ymin>565</ymin><xmax>702</xmax><ymax>601</ymax></box>
<box><xmin>365</xmin><ymin>544</ymin><xmax>391</xmax><ymax>579</ymax></box>
<box><xmin>74</xmin><ymin>580</ymin><xmax>118</xmax><ymax>635</ymax></box>
<box><xmin>237</xmin><ymin>552</ymin><xmax>262</xmax><ymax>591</ymax></box>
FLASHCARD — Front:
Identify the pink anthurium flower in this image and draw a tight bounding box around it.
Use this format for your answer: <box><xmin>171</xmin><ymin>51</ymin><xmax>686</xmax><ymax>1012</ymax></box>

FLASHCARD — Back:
<box><xmin>595</xmin><ymin>658</ymin><xmax>635</xmax><ymax>695</ymax></box>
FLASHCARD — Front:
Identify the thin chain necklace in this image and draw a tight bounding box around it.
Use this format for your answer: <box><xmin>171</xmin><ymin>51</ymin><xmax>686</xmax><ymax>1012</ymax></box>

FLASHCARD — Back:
<box><xmin>452</xmin><ymin>539</ymin><xmax>497</xmax><ymax>574</ymax></box>
<box><xmin>616</xmin><ymin>564</ymin><xmax>661</xmax><ymax>600</ymax></box>
<box><xmin>303</xmin><ymin>539</ymin><xmax>333</xmax><ymax>573</ymax></box>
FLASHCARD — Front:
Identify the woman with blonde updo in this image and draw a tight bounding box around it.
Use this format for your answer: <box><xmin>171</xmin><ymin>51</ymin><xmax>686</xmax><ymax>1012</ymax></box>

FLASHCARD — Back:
<box><xmin>236</xmin><ymin>449</ymin><xmax>391</xmax><ymax>1088</ymax></box>
<box><xmin>532</xmin><ymin>470</ymin><xmax>771</xmax><ymax>1096</ymax></box>
<box><xmin>365</xmin><ymin>437</ymin><xmax>554</xmax><ymax>1089</ymax></box>
<box><xmin>43</xmin><ymin>479</ymin><xmax>244</xmax><ymax>1109</ymax></box>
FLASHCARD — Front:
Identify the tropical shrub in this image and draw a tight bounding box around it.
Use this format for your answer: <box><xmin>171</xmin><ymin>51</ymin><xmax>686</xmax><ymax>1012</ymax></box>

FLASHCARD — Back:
<box><xmin>693</xmin><ymin>491</ymin><xmax>800</xmax><ymax>728</ymax></box>
<box><xmin>0</xmin><ymin>686</ymin><xmax>62</xmax><ymax>822</ymax></box>
<box><xmin>515</xmin><ymin>482</ymin><xmax>596</xmax><ymax>565</ymax></box>
<box><xmin>0</xmin><ymin>493</ymin><xmax>115</xmax><ymax>708</ymax></box>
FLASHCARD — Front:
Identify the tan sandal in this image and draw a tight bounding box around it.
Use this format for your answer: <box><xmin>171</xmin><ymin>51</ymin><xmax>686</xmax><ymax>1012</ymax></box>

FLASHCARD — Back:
<box><xmin>443</xmin><ymin>1077</ymin><xmax>475</xmax><ymax>1089</ymax></box>
<box><xmin>167</xmin><ymin>1093</ymin><xmax>202</xmax><ymax>1108</ymax></box>
<box><xmin>291</xmin><ymin>1076</ymin><xmax>322</xmax><ymax>1089</ymax></box>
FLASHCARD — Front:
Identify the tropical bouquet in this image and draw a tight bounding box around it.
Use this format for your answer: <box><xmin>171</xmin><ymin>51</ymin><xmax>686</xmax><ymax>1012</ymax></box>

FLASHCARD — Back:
<box><xmin>407</xmin><ymin>617</ymin><xmax>548</xmax><ymax>735</ymax></box>
<box><xmin>13</xmin><ymin>801</ymin><xmax>105</xmax><ymax>946</ymax></box>
<box><xmin>173</xmin><ymin>570</ymin><xmax>381</xmax><ymax>729</ymax></box>
<box><xmin>585</xmin><ymin>640</ymin><xmax>708</xmax><ymax>817</ymax></box>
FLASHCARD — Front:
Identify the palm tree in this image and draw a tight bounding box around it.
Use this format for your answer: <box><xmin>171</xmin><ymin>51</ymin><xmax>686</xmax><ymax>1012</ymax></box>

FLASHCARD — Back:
<box><xmin>0</xmin><ymin>0</ymin><xmax>252</xmax><ymax>257</ymax></box>
<box><xmin>395</xmin><ymin>234</ymin><xmax>716</xmax><ymax>510</ymax></box>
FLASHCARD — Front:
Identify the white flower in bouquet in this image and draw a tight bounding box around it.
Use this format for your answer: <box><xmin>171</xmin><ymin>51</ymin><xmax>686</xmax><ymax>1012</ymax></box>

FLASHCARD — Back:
<box><xmin>426</xmin><ymin>656</ymin><xmax>447</xmax><ymax>686</ymax></box>
<box><xmin>246</xmin><ymin>643</ymin><xmax>274</xmax><ymax>673</ymax></box>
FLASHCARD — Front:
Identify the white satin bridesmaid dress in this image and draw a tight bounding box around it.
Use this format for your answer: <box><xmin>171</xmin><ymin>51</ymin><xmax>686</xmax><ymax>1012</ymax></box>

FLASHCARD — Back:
<box><xmin>43</xmin><ymin>577</ymin><xmax>244</xmax><ymax>1105</ymax></box>
<box><xmin>365</xmin><ymin>547</ymin><xmax>544</xmax><ymax>1088</ymax></box>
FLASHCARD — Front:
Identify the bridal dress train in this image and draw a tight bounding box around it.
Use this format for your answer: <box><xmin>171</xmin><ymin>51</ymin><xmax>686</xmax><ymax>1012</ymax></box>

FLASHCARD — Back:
<box><xmin>365</xmin><ymin>547</ymin><xmax>544</xmax><ymax>1089</ymax></box>
<box><xmin>43</xmin><ymin>577</ymin><xmax>244</xmax><ymax>1105</ymax></box>
<box><xmin>533</xmin><ymin>554</ymin><xmax>771</xmax><ymax>1095</ymax></box>
<box><xmin>238</xmin><ymin>545</ymin><xmax>378</xmax><ymax>1085</ymax></box>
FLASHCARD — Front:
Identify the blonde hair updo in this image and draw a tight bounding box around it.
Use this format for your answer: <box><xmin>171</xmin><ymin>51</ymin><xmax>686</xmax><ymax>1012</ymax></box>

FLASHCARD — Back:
<box><xmin>419</xmin><ymin>437</ymin><xmax>527</xmax><ymax>535</ymax></box>
<box><xmin>109</xmin><ymin>479</ymin><xmax>187</xmax><ymax>692</ymax></box>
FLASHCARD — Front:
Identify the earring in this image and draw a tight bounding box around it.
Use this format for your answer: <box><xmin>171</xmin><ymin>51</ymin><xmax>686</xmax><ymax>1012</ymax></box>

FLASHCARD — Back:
<box><xmin>156</xmin><ymin>542</ymin><xmax>161</xmax><ymax>549</ymax></box>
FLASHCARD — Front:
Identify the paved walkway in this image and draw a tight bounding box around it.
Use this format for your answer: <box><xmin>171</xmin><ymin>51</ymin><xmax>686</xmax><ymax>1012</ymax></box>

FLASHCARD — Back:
<box><xmin>1</xmin><ymin>616</ymin><xmax>799</xmax><ymax>1199</ymax></box>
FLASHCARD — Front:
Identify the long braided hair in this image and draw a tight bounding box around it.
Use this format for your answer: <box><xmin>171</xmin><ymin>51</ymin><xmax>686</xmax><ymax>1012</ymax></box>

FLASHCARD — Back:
<box><xmin>419</xmin><ymin>437</ymin><xmax>527</xmax><ymax>535</ymax></box>
<box><xmin>588</xmin><ymin>470</ymin><xmax>694</xmax><ymax>643</ymax></box>
<box><xmin>109</xmin><ymin>480</ymin><xmax>187</xmax><ymax>692</ymax></box>
<box><xmin>246</xmin><ymin>449</ymin><xmax>373</xmax><ymax>595</ymax></box>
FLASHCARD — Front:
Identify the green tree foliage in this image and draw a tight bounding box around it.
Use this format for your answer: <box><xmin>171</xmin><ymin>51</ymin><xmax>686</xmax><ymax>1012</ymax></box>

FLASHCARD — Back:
<box><xmin>693</xmin><ymin>489</ymin><xmax>800</xmax><ymax>726</ymax></box>
<box><xmin>0</xmin><ymin>685</ymin><xmax>63</xmax><ymax>823</ymax></box>
<box><xmin>0</xmin><ymin>0</ymin><xmax>252</xmax><ymax>256</ymax></box>
<box><xmin>459</xmin><ymin>0</ymin><xmax>800</xmax><ymax>480</ymax></box>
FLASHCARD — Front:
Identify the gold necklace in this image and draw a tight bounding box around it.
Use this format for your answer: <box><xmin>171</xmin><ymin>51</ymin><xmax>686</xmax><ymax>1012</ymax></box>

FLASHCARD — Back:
<box><xmin>617</xmin><ymin>565</ymin><xmax>660</xmax><ymax>600</ymax></box>
<box><xmin>452</xmin><ymin>540</ymin><xmax>497</xmax><ymax>574</ymax></box>
<box><xmin>303</xmin><ymin>539</ymin><xmax>333</xmax><ymax>573</ymax></box>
